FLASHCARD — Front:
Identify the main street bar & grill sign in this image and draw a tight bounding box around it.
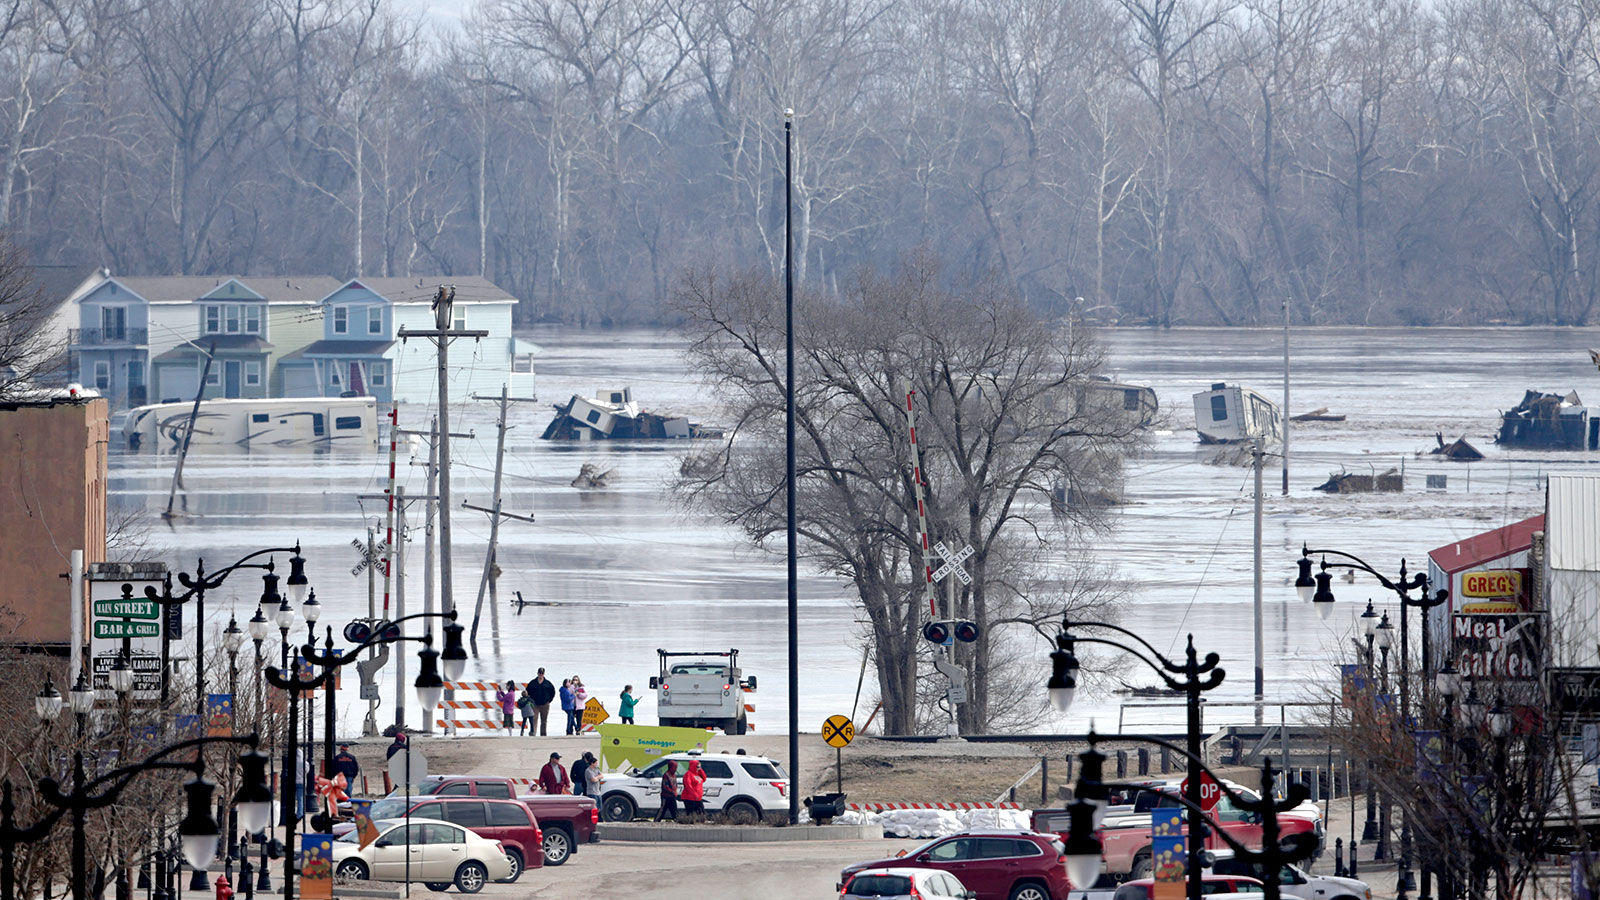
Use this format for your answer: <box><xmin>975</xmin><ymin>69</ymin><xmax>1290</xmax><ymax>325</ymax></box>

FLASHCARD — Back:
<box><xmin>1453</xmin><ymin>612</ymin><xmax>1542</xmax><ymax>679</ymax></box>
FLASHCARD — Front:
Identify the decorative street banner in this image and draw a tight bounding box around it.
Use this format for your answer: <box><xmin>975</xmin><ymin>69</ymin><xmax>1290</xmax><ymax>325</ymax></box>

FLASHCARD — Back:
<box><xmin>1151</xmin><ymin>808</ymin><xmax>1187</xmax><ymax>900</ymax></box>
<box><xmin>174</xmin><ymin>714</ymin><xmax>201</xmax><ymax>739</ymax></box>
<box><xmin>1413</xmin><ymin>731</ymin><xmax>1444</xmax><ymax>784</ymax></box>
<box><xmin>300</xmin><ymin>834</ymin><xmax>333</xmax><ymax>899</ymax></box>
<box><xmin>206</xmin><ymin>694</ymin><xmax>233</xmax><ymax>737</ymax></box>
<box><xmin>1453</xmin><ymin>612</ymin><xmax>1543</xmax><ymax>680</ymax></box>
<box><xmin>1339</xmin><ymin>664</ymin><xmax>1368</xmax><ymax>709</ymax></box>
<box><xmin>350</xmin><ymin>800</ymin><xmax>379</xmax><ymax>849</ymax></box>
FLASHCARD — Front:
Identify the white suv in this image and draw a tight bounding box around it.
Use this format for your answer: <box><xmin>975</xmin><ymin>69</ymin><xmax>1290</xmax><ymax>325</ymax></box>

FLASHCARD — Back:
<box><xmin>598</xmin><ymin>751</ymin><xmax>789</xmax><ymax>824</ymax></box>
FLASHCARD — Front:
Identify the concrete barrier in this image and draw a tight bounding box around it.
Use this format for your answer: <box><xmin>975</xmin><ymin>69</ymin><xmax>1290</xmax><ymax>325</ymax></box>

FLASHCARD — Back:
<box><xmin>597</xmin><ymin>822</ymin><xmax>884</xmax><ymax>843</ymax></box>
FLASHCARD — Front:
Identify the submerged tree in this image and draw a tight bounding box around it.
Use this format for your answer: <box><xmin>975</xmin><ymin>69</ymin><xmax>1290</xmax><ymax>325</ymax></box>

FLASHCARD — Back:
<box><xmin>673</xmin><ymin>254</ymin><xmax>1141</xmax><ymax>735</ymax></box>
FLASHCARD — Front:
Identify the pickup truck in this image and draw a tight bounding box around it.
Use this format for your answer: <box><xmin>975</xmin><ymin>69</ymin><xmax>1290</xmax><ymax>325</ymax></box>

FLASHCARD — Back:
<box><xmin>390</xmin><ymin>775</ymin><xmax>599</xmax><ymax>866</ymax></box>
<box><xmin>649</xmin><ymin>649</ymin><xmax>755</xmax><ymax>734</ymax></box>
<box><xmin>1033</xmin><ymin>780</ymin><xmax>1322</xmax><ymax>880</ymax></box>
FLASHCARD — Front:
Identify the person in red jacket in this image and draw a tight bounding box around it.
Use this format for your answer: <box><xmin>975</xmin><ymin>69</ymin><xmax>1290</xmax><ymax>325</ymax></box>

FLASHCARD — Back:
<box><xmin>538</xmin><ymin>752</ymin><xmax>571</xmax><ymax>794</ymax></box>
<box><xmin>653</xmin><ymin>759</ymin><xmax>679</xmax><ymax>822</ymax></box>
<box><xmin>681</xmin><ymin>759</ymin><xmax>706</xmax><ymax>818</ymax></box>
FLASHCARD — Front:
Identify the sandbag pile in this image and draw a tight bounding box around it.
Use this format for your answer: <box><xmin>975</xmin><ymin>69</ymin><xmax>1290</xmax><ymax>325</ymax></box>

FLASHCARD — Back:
<box><xmin>805</xmin><ymin>806</ymin><xmax>1032</xmax><ymax>838</ymax></box>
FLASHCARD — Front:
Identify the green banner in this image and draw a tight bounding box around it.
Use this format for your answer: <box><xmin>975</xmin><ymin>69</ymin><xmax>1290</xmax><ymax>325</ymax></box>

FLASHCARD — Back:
<box><xmin>596</xmin><ymin>723</ymin><xmax>714</xmax><ymax>772</ymax></box>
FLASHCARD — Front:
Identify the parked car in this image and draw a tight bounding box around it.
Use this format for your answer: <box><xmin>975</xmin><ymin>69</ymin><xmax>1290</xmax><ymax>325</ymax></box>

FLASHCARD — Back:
<box><xmin>332</xmin><ymin>796</ymin><xmax>543</xmax><ymax>882</ymax></box>
<box><xmin>329</xmin><ymin>817</ymin><xmax>513</xmax><ymax>894</ymax></box>
<box><xmin>598</xmin><ymin>750</ymin><xmax>789</xmax><ymax>824</ymax></box>
<box><xmin>840</xmin><ymin>831</ymin><xmax>1073</xmax><ymax>900</ymax></box>
<box><xmin>1112</xmin><ymin>875</ymin><xmax>1265</xmax><ymax>900</ymax></box>
<box><xmin>842</xmin><ymin>867</ymin><xmax>978</xmax><ymax>899</ymax></box>
<box><xmin>387</xmin><ymin>775</ymin><xmax>600</xmax><ymax>865</ymax></box>
<box><xmin>1209</xmin><ymin>860</ymin><xmax>1371</xmax><ymax>900</ymax></box>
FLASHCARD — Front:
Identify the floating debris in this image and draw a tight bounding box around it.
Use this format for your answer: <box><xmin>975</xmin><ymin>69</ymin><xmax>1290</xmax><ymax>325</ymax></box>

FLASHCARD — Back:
<box><xmin>1291</xmin><ymin>407</ymin><xmax>1345</xmax><ymax>423</ymax></box>
<box><xmin>571</xmin><ymin>462</ymin><xmax>614</xmax><ymax>489</ymax></box>
<box><xmin>1432</xmin><ymin>433</ymin><xmax>1485</xmax><ymax>461</ymax></box>
<box><xmin>1315</xmin><ymin>468</ymin><xmax>1403</xmax><ymax>493</ymax></box>
<box><xmin>1496</xmin><ymin>389</ymin><xmax>1600</xmax><ymax>450</ymax></box>
<box><xmin>540</xmin><ymin>386</ymin><xmax>724</xmax><ymax>441</ymax></box>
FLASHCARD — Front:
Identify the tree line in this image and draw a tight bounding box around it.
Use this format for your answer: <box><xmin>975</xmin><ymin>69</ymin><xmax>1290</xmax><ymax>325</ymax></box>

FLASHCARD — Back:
<box><xmin>6</xmin><ymin>0</ymin><xmax>1600</xmax><ymax>326</ymax></box>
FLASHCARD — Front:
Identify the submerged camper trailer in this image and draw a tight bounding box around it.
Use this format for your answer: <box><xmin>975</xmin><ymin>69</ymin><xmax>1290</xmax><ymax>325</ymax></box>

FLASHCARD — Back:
<box><xmin>1192</xmin><ymin>382</ymin><xmax>1282</xmax><ymax>444</ymax></box>
<box><xmin>123</xmin><ymin>396</ymin><xmax>380</xmax><ymax>451</ymax></box>
<box><xmin>541</xmin><ymin>387</ymin><xmax>722</xmax><ymax>440</ymax></box>
<box><xmin>1497</xmin><ymin>390</ymin><xmax>1600</xmax><ymax>450</ymax></box>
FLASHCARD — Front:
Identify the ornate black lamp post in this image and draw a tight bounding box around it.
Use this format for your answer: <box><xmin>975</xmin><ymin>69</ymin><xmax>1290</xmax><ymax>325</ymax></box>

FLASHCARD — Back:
<box><xmin>1049</xmin><ymin>619</ymin><xmax>1225</xmax><ymax>900</ymax></box>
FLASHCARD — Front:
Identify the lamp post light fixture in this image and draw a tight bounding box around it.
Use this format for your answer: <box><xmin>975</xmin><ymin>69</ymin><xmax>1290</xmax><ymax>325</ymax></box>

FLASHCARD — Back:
<box><xmin>1488</xmin><ymin>694</ymin><xmax>1511</xmax><ymax>739</ymax></box>
<box><xmin>1049</xmin><ymin>619</ymin><xmax>1223</xmax><ymax>900</ymax></box>
<box><xmin>36</xmin><ymin>678</ymin><xmax>62</xmax><ymax>724</ymax></box>
<box><xmin>68</xmin><ymin>674</ymin><xmax>93</xmax><ymax>738</ymax></box>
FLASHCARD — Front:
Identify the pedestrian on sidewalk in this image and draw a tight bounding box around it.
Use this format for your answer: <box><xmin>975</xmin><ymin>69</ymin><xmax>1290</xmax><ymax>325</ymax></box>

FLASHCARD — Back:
<box><xmin>495</xmin><ymin>681</ymin><xmax>517</xmax><ymax>735</ymax></box>
<box><xmin>517</xmin><ymin>684</ymin><xmax>536</xmax><ymax>735</ymax></box>
<box><xmin>619</xmin><ymin>685</ymin><xmax>637</xmax><ymax>725</ymax></box>
<box><xmin>332</xmin><ymin>744</ymin><xmax>361</xmax><ymax>784</ymax></box>
<box><xmin>681</xmin><ymin>759</ymin><xmax>706</xmax><ymax>819</ymax></box>
<box><xmin>654</xmin><ymin>760</ymin><xmax>679</xmax><ymax>822</ymax></box>
<box><xmin>570</xmin><ymin>753</ymin><xmax>591</xmax><ymax>800</ymax></box>
<box><xmin>582</xmin><ymin>752</ymin><xmax>602</xmax><ymax>798</ymax></box>
<box><xmin>385</xmin><ymin>731</ymin><xmax>407</xmax><ymax>760</ymax></box>
<box><xmin>572</xmin><ymin>676</ymin><xmax>589</xmax><ymax>732</ymax></box>
<box><xmin>560</xmin><ymin>679</ymin><xmax>578</xmax><ymax>735</ymax></box>
<box><xmin>539</xmin><ymin>752</ymin><xmax>571</xmax><ymax>794</ymax></box>
<box><xmin>529</xmin><ymin>669</ymin><xmax>555</xmax><ymax>736</ymax></box>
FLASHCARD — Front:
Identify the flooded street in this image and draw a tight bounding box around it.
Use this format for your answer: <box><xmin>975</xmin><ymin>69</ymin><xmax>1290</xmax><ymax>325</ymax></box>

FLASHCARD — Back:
<box><xmin>109</xmin><ymin>326</ymin><xmax>1600</xmax><ymax>737</ymax></box>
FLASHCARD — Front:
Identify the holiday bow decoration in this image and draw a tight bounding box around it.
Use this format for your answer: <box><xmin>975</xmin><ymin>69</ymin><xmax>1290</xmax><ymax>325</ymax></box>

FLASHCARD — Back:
<box><xmin>314</xmin><ymin>773</ymin><xmax>349</xmax><ymax>818</ymax></box>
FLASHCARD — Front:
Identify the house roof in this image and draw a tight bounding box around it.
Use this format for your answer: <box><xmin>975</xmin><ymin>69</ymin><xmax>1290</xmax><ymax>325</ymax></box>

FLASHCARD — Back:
<box><xmin>31</xmin><ymin>264</ymin><xmax>102</xmax><ymax>307</ymax></box>
<box><xmin>109</xmin><ymin>276</ymin><xmax>342</xmax><ymax>305</ymax></box>
<box><xmin>1428</xmin><ymin>514</ymin><xmax>1545</xmax><ymax>575</ymax></box>
<box><xmin>151</xmin><ymin>335</ymin><xmax>274</xmax><ymax>362</ymax></box>
<box><xmin>292</xmin><ymin>339</ymin><xmax>395</xmax><ymax>358</ymax></box>
<box><xmin>334</xmin><ymin>276</ymin><xmax>519</xmax><ymax>306</ymax></box>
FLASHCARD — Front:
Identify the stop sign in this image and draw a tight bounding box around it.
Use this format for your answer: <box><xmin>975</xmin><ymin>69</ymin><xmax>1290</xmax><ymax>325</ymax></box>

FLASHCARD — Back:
<box><xmin>1181</xmin><ymin>771</ymin><xmax>1221</xmax><ymax>813</ymax></box>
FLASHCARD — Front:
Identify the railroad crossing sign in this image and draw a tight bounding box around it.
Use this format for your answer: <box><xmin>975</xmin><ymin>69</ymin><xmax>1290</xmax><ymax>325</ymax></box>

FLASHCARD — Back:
<box><xmin>932</xmin><ymin>542</ymin><xmax>974</xmax><ymax>585</ymax></box>
<box><xmin>822</xmin><ymin>715</ymin><xmax>856</xmax><ymax>748</ymax></box>
<box><xmin>92</xmin><ymin>597</ymin><xmax>159</xmax><ymax>620</ymax></box>
<box><xmin>350</xmin><ymin>537</ymin><xmax>389</xmax><ymax>576</ymax></box>
<box><xmin>1181</xmin><ymin>771</ymin><xmax>1222</xmax><ymax>813</ymax></box>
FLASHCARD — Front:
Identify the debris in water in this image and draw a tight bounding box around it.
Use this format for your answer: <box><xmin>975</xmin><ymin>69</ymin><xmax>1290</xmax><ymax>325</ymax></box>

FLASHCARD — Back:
<box><xmin>1291</xmin><ymin>407</ymin><xmax>1346</xmax><ymax>423</ymax></box>
<box><xmin>541</xmin><ymin>386</ymin><xmax>724</xmax><ymax>441</ymax></box>
<box><xmin>1315</xmin><ymin>468</ymin><xmax>1404</xmax><ymax>493</ymax></box>
<box><xmin>571</xmin><ymin>463</ymin><xmax>614</xmax><ymax>489</ymax></box>
<box><xmin>1496</xmin><ymin>389</ymin><xmax>1600</xmax><ymax>450</ymax></box>
<box><xmin>1432</xmin><ymin>433</ymin><xmax>1485</xmax><ymax>461</ymax></box>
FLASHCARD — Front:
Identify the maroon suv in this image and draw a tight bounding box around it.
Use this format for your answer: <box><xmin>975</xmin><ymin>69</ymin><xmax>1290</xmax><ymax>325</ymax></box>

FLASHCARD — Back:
<box><xmin>333</xmin><ymin>797</ymin><xmax>544</xmax><ymax>883</ymax></box>
<box><xmin>840</xmin><ymin>831</ymin><xmax>1072</xmax><ymax>900</ymax></box>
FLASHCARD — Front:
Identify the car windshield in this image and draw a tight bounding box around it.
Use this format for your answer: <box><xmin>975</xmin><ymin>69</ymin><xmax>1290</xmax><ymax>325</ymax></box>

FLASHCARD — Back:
<box><xmin>846</xmin><ymin>874</ymin><xmax>912</xmax><ymax>896</ymax></box>
<box><xmin>367</xmin><ymin>799</ymin><xmax>409</xmax><ymax>820</ymax></box>
<box><xmin>668</xmin><ymin>664</ymin><xmax>727</xmax><ymax>676</ymax></box>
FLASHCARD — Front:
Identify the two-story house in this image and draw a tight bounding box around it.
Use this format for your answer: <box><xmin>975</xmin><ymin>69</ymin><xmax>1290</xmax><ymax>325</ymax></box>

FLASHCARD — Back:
<box><xmin>280</xmin><ymin>277</ymin><xmax>535</xmax><ymax>404</ymax></box>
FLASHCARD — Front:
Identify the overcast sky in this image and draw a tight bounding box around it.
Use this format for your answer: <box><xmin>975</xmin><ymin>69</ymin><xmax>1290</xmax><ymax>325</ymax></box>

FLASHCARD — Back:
<box><xmin>394</xmin><ymin>0</ymin><xmax>469</xmax><ymax>35</ymax></box>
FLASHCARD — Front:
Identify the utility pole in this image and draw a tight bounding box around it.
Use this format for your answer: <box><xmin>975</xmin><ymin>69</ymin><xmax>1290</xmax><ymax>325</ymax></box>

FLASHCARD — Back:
<box><xmin>395</xmin><ymin>486</ymin><xmax>407</xmax><ymax>729</ymax></box>
<box><xmin>397</xmin><ymin>418</ymin><xmax>469</xmax><ymax>732</ymax></box>
<box><xmin>467</xmin><ymin>385</ymin><xmax>537</xmax><ymax>647</ymax></box>
<box><xmin>366</xmin><ymin>527</ymin><xmax>378</xmax><ymax>733</ymax></box>
<box><xmin>398</xmin><ymin>286</ymin><xmax>487</xmax><ymax>625</ymax></box>
<box><xmin>1282</xmin><ymin>299</ymin><xmax>1290</xmax><ymax>495</ymax></box>
<box><xmin>383</xmin><ymin>407</ymin><xmax>399</xmax><ymax>614</ymax></box>
<box><xmin>1253</xmin><ymin>437</ymin><xmax>1265</xmax><ymax>726</ymax></box>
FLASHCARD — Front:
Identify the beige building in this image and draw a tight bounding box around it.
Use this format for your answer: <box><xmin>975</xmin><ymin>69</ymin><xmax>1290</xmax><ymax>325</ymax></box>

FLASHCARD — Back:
<box><xmin>0</xmin><ymin>390</ymin><xmax>108</xmax><ymax>648</ymax></box>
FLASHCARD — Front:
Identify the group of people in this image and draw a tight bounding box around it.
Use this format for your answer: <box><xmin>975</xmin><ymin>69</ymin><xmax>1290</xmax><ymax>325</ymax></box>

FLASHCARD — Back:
<box><xmin>537</xmin><ymin>751</ymin><xmax>602</xmax><ymax>797</ymax></box>
<box><xmin>648</xmin><ymin>758</ymin><xmax>707</xmax><ymax>821</ymax></box>
<box><xmin>493</xmin><ymin>670</ymin><xmax>640</xmax><ymax>736</ymax></box>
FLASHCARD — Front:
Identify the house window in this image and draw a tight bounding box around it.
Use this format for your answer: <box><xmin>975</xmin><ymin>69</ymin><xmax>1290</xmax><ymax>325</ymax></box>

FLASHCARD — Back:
<box><xmin>453</xmin><ymin>308</ymin><xmax>467</xmax><ymax>331</ymax></box>
<box><xmin>206</xmin><ymin>365</ymin><xmax>220</xmax><ymax>386</ymax></box>
<box><xmin>245</xmin><ymin>361</ymin><xmax>261</xmax><ymax>386</ymax></box>
<box><xmin>101</xmin><ymin>307</ymin><xmax>126</xmax><ymax>341</ymax></box>
<box><xmin>368</xmin><ymin>307</ymin><xmax>382</xmax><ymax>335</ymax></box>
<box><xmin>92</xmin><ymin>360</ymin><xmax>110</xmax><ymax>389</ymax></box>
<box><xmin>205</xmin><ymin>305</ymin><xmax>220</xmax><ymax>333</ymax></box>
<box><xmin>370</xmin><ymin>361</ymin><xmax>386</xmax><ymax>387</ymax></box>
<box><xmin>224</xmin><ymin>305</ymin><xmax>240</xmax><ymax>333</ymax></box>
<box><xmin>333</xmin><ymin>307</ymin><xmax>348</xmax><ymax>334</ymax></box>
<box><xmin>245</xmin><ymin>305</ymin><xmax>261</xmax><ymax>334</ymax></box>
<box><xmin>329</xmin><ymin>365</ymin><xmax>342</xmax><ymax>387</ymax></box>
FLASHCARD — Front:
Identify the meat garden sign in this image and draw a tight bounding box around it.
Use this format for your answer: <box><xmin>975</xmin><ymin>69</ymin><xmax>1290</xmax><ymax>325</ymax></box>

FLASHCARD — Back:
<box><xmin>1452</xmin><ymin>612</ymin><xmax>1542</xmax><ymax>680</ymax></box>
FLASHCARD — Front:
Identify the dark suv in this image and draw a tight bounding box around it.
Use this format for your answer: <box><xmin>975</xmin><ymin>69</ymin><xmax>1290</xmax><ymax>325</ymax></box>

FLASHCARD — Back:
<box><xmin>840</xmin><ymin>831</ymin><xmax>1071</xmax><ymax>900</ymax></box>
<box><xmin>334</xmin><ymin>797</ymin><xmax>543</xmax><ymax>883</ymax></box>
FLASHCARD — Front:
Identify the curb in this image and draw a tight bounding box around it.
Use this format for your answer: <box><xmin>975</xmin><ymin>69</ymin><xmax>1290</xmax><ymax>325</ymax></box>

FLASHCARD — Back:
<box><xmin>597</xmin><ymin>822</ymin><xmax>885</xmax><ymax>843</ymax></box>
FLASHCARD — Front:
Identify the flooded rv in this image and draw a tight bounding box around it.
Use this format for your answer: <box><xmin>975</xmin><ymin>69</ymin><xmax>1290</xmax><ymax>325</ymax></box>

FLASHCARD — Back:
<box><xmin>1191</xmin><ymin>382</ymin><xmax>1281</xmax><ymax>444</ymax></box>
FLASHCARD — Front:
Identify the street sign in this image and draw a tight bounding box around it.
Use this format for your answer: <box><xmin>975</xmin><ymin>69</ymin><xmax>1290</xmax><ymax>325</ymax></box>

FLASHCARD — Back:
<box><xmin>581</xmin><ymin>697</ymin><xmax>609</xmax><ymax>729</ymax></box>
<box><xmin>388</xmin><ymin>748</ymin><xmax>429</xmax><ymax>788</ymax></box>
<box><xmin>92</xmin><ymin>598</ymin><xmax>159</xmax><ymax>620</ymax></box>
<box><xmin>93</xmin><ymin>620</ymin><xmax>160</xmax><ymax>639</ymax></box>
<box><xmin>1453</xmin><ymin>612</ymin><xmax>1542</xmax><ymax>680</ymax></box>
<box><xmin>822</xmin><ymin>715</ymin><xmax>855</xmax><ymax>748</ymax></box>
<box><xmin>91</xmin><ymin>653</ymin><xmax>162</xmax><ymax>696</ymax></box>
<box><xmin>1181</xmin><ymin>771</ymin><xmax>1222</xmax><ymax>813</ymax></box>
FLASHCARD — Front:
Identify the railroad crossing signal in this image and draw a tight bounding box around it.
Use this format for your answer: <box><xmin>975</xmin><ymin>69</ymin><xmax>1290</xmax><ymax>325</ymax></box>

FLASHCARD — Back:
<box><xmin>822</xmin><ymin>715</ymin><xmax>855</xmax><ymax>748</ymax></box>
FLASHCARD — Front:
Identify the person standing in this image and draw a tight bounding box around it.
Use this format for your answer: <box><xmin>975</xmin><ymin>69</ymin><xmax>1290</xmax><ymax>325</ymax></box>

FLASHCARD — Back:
<box><xmin>569</xmin><ymin>753</ymin><xmax>591</xmax><ymax>800</ymax></box>
<box><xmin>517</xmin><ymin>684</ymin><xmax>536</xmax><ymax>735</ymax></box>
<box><xmin>538</xmin><ymin>752</ymin><xmax>571</xmax><ymax>794</ymax></box>
<box><xmin>654</xmin><ymin>760</ymin><xmax>679</xmax><ymax>822</ymax></box>
<box><xmin>495</xmin><ymin>681</ymin><xmax>517</xmax><ymax>735</ymax></box>
<box><xmin>619</xmin><ymin>685</ymin><xmax>638</xmax><ymax>725</ymax></box>
<box><xmin>582</xmin><ymin>752</ymin><xmax>602</xmax><ymax>798</ymax></box>
<box><xmin>529</xmin><ymin>669</ymin><xmax>556</xmax><ymax>736</ymax></box>
<box><xmin>559</xmin><ymin>679</ymin><xmax>578</xmax><ymax>735</ymax></box>
<box><xmin>572</xmin><ymin>676</ymin><xmax>589</xmax><ymax>732</ymax></box>
<box><xmin>681</xmin><ymin>759</ymin><xmax>706</xmax><ymax>818</ymax></box>
<box><xmin>332</xmin><ymin>743</ymin><xmax>361</xmax><ymax>785</ymax></box>
<box><xmin>385</xmin><ymin>731</ymin><xmax>407</xmax><ymax>760</ymax></box>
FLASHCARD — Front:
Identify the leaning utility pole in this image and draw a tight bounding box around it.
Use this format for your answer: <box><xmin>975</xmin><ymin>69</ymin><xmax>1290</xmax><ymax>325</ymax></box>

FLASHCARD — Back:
<box><xmin>398</xmin><ymin>286</ymin><xmax>487</xmax><ymax>624</ymax></box>
<box><xmin>467</xmin><ymin>385</ymin><xmax>537</xmax><ymax>646</ymax></box>
<box><xmin>1253</xmin><ymin>437</ymin><xmax>1265</xmax><ymax>726</ymax></box>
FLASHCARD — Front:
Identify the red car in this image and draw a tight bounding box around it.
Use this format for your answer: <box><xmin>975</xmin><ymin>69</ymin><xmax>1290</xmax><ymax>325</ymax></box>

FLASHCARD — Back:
<box><xmin>333</xmin><ymin>797</ymin><xmax>543</xmax><ymax>883</ymax></box>
<box><xmin>840</xmin><ymin>831</ymin><xmax>1072</xmax><ymax>900</ymax></box>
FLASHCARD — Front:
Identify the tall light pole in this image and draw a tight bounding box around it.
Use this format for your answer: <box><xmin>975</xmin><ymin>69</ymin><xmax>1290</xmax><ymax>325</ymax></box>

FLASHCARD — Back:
<box><xmin>223</xmin><ymin>617</ymin><xmax>244</xmax><ymax>871</ymax></box>
<box><xmin>783</xmin><ymin>105</ymin><xmax>799</xmax><ymax>826</ymax></box>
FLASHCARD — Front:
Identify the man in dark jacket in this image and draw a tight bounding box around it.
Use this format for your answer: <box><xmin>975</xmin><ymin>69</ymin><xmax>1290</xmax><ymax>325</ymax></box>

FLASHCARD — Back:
<box><xmin>386</xmin><ymin>731</ymin><xmax>407</xmax><ymax>760</ymax></box>
<box><xmin>569</xmin><ymin>754</ymin><xmax>590</xmax><ymax>799</ymax></box>
<box><xmin>529</xmin><ymin>669</ymin><xmax>556</xmax><ymax>736</ymax></box>
<box><xmin>333</xmin><ymin>744</ymin><xmax>361</xmax><ymax>784</ymax></box>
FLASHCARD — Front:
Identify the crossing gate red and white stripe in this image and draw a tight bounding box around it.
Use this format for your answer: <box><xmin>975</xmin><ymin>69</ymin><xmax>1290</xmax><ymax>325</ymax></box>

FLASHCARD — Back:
<box><xmin>846</xmin><ymin>802</ymin><xmax>1023</xmax><ymax>812</ymax></box>
<box><xmin>905</xmin><ymin>389</ymin><xmax>938</xmax><ymax>619</ymax></box>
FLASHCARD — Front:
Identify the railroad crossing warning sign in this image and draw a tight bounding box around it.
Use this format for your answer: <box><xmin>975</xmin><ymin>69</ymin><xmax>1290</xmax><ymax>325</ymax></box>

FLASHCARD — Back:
<box><xmin>581</xmin><ymin>697</ymin><xmax>610</xmax><ymax>729</ymax></box>
<box><xmin>932</xmin><ymin>541</ymin><xmax>974</xmax><ymax>585</ymax></box>
<box><xmin>822</xmin><ymin>715</ymin><xmax>855</xmax><ymax>748</ymax></box>
<box><xmin>1181</xmin><ymin>771</ymin><xmax>1222</xmax><ymax>813</ymax></box>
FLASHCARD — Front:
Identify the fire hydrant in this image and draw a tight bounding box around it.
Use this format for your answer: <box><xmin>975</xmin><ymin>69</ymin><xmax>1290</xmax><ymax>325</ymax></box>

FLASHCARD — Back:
<box><xmin>215</xmin><ymin>874</ymin><xmax>234</xmax><ymax>900</ymax></box>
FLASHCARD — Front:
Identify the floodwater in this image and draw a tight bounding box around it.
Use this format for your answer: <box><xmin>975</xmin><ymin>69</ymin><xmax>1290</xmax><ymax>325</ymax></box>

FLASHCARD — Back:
<box><xmin>108</xmin><ymin>326</ymin><xmax>1600</xmax><ymax>739</ymax></box>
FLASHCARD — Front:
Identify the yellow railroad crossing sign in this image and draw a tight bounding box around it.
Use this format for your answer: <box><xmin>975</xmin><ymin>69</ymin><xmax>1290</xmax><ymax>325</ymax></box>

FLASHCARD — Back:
<box><xmin>822</xmin><ymin>714</ymin><xmax>855</xmax><ymax>748</ymax></box>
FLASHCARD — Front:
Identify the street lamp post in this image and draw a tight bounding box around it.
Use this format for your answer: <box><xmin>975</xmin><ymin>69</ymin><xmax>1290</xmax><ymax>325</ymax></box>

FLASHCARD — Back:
<box><xmin>1050</xmin><ymin>619</ymin><xmax>1225</xmax><ymax>900</ymax></box>
<box><xmin>223</xmin><ymin>618</ymin><xmax>244</xmax><ymax>871</ymax></box>
<box><xmin>246</xmin><ymin>604</ymin><xmax>271</xmax><ymax>895</ymax></box>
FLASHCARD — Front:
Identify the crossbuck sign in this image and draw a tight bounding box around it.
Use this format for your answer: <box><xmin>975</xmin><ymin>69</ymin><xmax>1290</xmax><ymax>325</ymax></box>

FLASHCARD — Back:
<box><xmin>932</xmin><ymin>541</ymin><xmax>973</xmax><ymax>585</ymax></box>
